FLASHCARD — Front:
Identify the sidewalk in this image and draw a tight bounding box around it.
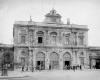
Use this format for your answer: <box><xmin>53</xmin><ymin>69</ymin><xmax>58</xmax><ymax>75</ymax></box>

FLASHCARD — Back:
<box><xmin>0</xmin><ymin>69</ymin><xmax>48</xmax><ymax>79</ymax></box>
<box><xmin>0</xmin><ymin>70</ymin><xmax>32</xmax><ymax>79</ymax></box>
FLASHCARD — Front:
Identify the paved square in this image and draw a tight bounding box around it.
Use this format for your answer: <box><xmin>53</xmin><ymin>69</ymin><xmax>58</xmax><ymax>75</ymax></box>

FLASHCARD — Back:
<box><xmin>3</xmin><ymin>70</ymin><xmax>100</xmax><ymax>80</ymax></box>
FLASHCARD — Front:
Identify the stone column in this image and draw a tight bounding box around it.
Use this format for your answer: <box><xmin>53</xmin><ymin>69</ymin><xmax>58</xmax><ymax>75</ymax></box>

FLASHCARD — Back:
<box><xmin>28</xmin><ymin>48</ymin><xmax>34</xmax><ymax>71</ymax></box>
<box><xmin>91</xmin><ymin>59</ymin><xmax>96</xmax><ymax>68</ymax></box>
<box><xmin>77</xmin><ymin>56</ymin><xmax>80</xmax><ymax>66</ymax></box>
<box><xmin>28</xmin><ymin>48</ymin><xmax>31</xmax><ymax>70</ymax></box>
<box><xmin>84</xmin><ymin>51</ymin><xmax>88</xmax><ymax>68</ymax></box>
<box><xmin>59</xmin><ymin>54</ymin><xmax>63</xmax><ymax>70</ymax></box>
<box><xmin>72</xmin><ymin>50</ymin><xmax>78</xmax><ymax>66</ymax></box>
<box><xmin>77</xmin><ymin>33</ymin><xmax>79</xmax><ymax>46</ymax></box>
<box><xmin>45</xmin><ymin>30</ymin><xmax>49</xmax><ymax>45</ymax></box>
<box><xmin>45</xmin><ymin>52</ymin><xmax>49</xmax><ymax>70</ymax></box>
<box><xmin>33</xmin><ymin>49</ymin><xmax>36</xmax><ymax>70</ymax></box>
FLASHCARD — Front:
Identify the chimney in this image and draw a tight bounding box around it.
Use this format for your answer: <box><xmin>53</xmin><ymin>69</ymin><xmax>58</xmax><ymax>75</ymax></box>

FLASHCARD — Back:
<box><xmin>67</xmin><ymin>18</ymin><xmax>70</xmax><ymax>25</ymax></box>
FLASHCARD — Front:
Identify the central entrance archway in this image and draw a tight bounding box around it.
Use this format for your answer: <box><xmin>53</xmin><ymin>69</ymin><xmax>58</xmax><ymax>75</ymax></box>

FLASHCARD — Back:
<box><xmin>36</xmin><ymin>52</ymin><xmax>45</xmax><ymax>70</ymax></box>
<box><xmin>50</xmin><ymin>52</ymin><xmax>59</xmax><ymax>70</ymax></box>
<box><xmin>63</xmin><ymin>52</ymin><xmax>71</xmax><ymax>70</ymax></box>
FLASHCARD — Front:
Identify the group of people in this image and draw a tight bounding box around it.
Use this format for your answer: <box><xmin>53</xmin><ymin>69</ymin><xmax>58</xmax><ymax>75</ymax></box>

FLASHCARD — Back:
<box><xmin>21</xmin><ymin>65</ymin><xmax>45</xmax><ymax>71</ymax></box>
<box><xmin>22</xmin><ymin>66</ymin><xmax>29</xmax><ymax>71</ymax></box>
<box><xmin>21</xmin><ymin>65</ymin><xmax>83</xmax><ymax>72</ymax></box>
<box><xmin>64</xmin><ymin>65</ymin><xmax>82</xmax><ymax>71</ymax></box>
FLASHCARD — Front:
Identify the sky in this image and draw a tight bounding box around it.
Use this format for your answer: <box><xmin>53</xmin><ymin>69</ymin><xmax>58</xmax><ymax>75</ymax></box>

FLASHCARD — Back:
<box><xmin>0</xmin><ymin>0</ymin><xmax>100</xmax><ymax>46</ymax></box>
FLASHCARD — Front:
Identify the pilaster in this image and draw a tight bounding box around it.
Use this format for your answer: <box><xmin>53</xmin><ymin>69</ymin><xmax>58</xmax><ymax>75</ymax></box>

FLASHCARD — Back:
<box><xmin>59</xmin><ymin>54</ymin><xmax>63</xmax><ymax>70</ymax></box>
<box><xmin>45</xmin><ymin>51</ymin><xmax>49</xmax><ymax>70</ymax></box>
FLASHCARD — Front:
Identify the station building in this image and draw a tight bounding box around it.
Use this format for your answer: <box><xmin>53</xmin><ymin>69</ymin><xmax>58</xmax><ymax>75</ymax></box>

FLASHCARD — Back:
<box><xmin>13</xmin><ymin>9</ymin><xmax>100</xmax><ymax>70</ymax></box>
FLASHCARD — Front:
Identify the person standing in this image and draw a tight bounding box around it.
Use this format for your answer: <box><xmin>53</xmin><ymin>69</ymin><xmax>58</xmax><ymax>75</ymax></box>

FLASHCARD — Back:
<box><xmin>22</xmin><ymin>66</ymin><xmax>24</xmax><ymax>71</ymax></box>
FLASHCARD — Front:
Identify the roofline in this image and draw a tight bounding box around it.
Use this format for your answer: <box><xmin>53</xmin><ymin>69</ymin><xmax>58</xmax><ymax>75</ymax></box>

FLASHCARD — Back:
<box><xmin>14</xmin><ymin>21</ymin><xmax>89</xmax><ymax>31</ymax></box>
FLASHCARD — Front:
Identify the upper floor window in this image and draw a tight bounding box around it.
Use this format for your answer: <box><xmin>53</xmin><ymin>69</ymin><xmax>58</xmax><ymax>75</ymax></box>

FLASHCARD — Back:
<box><xmin>29</xmin><ymin>30</ymin><xmax>34</xmax><ymax>43</ymax></box>
<box><xmin>78</xmin><ymin>33</ymin><xmax>84</xmax><ymax>45</ymax></box>
<box><xmin>20</xmin><ymin>29</ymin><xmax>26</xmax><ymax>35</ymax></box>
<box><xmin>37</xmin><ymin>31</ymin><xmax>44</xmax><ymax>36</ymax></box>
<box><xmin>50</xmin><ymin>32</ymin><xmax>57</xmax><ymax>44</ymax></box>
<box><xmin>21</xmin><ymin>35</ymin><xmax>26</xmax><ymax>43</ymax></box>
<box><xmin>72</xmin><ymin>32</ymin><xmax>77</xmax><ymax>45</ymax></box>
<box><xmin>64</xmin><ymin>33</ymin><xmax>70</xmax><ymax>45</ymax></box>
<box><xmin>37</xmin><ymin>31</ymin><xmax>44</xmax><ymax>44</ymax></box>
<box><xmin>38</xmin><ymin>37</ymin><xmax>43</xmax><ymax>43</ymax></box>
<box><xmin>80</xmin><ymin>52</ymin><xmax>84</xmax><ymax>56</ymax></box>
<box><xmin>21</xmin><ymin>49</ymin><xmax>29</xmax><ymax>56</ymax></box>
<box><xmin>29</xmin><ymin>30</ymin><xmax>34</xmax><ymax>36</ymax></box>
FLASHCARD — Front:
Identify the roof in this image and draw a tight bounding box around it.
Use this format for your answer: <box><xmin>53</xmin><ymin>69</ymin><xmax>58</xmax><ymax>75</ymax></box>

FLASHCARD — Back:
<box><xmin>14</xmin><ymin>9</ymin><xmax>88</xmax><ymax>30</ymax></box>
<box><xmin>14</xmin><ymin>21</ymin><xmax>88</xmax><ymax>30</ymax></box>
<box><xmin>88</xmin><ymin>46</ymin><xmax>100</xmax><ymax>51</ymax></box>
<box><xmin>0</xmin><ymin>43</ymin><xmax>13</xmax><ymax>48</ymax></box>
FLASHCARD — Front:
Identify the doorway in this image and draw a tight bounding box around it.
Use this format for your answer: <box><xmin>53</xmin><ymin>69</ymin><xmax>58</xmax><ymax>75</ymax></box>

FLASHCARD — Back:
<box><xmin>63</xmin><ymin>61</ymin><xmax>70</xmax><ymax>70</ymax></box>
<box><xmin>63</xmin><ymin>52</ymin><xmax>71</xmax><ymax>70</ymax></box>
<box><xmin>95</xmin><ymin>59</ymin><xmax>100</xmax><ymax>69</ymax></box>
<box><xmin>36</xmin><ymin>52</ymin><xmax>45</xmax><ymax>70</ymax></box>
<box><xmin>64</xmin><ymin>61</ymin><xmax>70</xmax><ymax>66</ymax></box>
<box><xmin>36</xmin><ymin>61</ymin><xmax>45</xmax><ymax>70</ymax></box>
<box><xmin>50</xmin><ymin>52</ymin><xmax>59</xmax><ymax>70</ymax></box>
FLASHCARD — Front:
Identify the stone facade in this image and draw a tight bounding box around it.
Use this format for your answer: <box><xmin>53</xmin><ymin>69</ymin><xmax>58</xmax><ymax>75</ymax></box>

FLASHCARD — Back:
<box><xmin>13</xmin><ymin>9</ymin><xmax>100</xmax><ymax>70</ymax></box>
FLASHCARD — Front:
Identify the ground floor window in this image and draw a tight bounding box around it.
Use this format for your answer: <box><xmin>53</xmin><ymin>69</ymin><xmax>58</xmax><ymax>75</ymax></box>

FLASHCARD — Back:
<box><xmin>80</xmin><ymin>57</ymin><xmax>84</xmax><ymax>66</ymax></box>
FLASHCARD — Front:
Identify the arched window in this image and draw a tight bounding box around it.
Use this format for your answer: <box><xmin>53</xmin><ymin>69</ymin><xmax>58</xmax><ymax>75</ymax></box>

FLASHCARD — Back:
<box><xmin>21</xmin><ymin>50</ymin><xmax>28</xmax><ymax>57</ymax></box>
<box><xmin>21</xmin><ymin>30</ymin><xmax>26</xmax><ymax>34</ymax></box>
<box><xmin>3</xmin><ymin>53</ymin><xmax>11</xmax><ymax>63</ymax></box>
<box><xmin>50</xmin><ymin>32</ymin><xmax>57</xmax><ymax>44</ymax></box>
<box><xmin>36</xmin><ymin>52</ymin><xmax>45</xmax><ymax>61</ymax></box>
<box><xmin>37</xmin><ymin>31</ymin><xmax>44</xmax><ymax>36</ymax></box>
<box><xmin>21</xmin><ymin>35</ymin><xmax>26</xmax><ymax>43</ymax></box>
<box><xmin>63</xmin><ymin>52</ymin><xmax>71</xmax><ymax>61</ymax></box>
<box><xmin>50</xmin><ymin>52</ymin><xmax>59</xmax><ymax>61</ymax></box>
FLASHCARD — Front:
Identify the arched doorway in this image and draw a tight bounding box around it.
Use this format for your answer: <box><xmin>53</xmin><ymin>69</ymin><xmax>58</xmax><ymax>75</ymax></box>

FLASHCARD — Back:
<box><xmin>79</xmin><ymin>52</ymin><xmax>84</xmax><ymax>66</ymax></box>
<box><xmin>50</xmin><ymin>52</ymin><xmax>59</xmax><ymax>69</ymax></box>
<box><xmin>2</xmin><ymin>51</ymin><xmax>14</xmax><ymax>70</ymax></box>
<box><xmin>63</xmin><ymin>52</ymin><xmax>71</xmax><ymax>69</ymax></box>
<box><xmin>20</xmin><ymin>50</ymin><xmax>29</xmax><ymax>67</ymax></box>
<box><xmin>36</xmin><ymin>52</ymin><xmax>45</xmax><ymax>70</ymax></box>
